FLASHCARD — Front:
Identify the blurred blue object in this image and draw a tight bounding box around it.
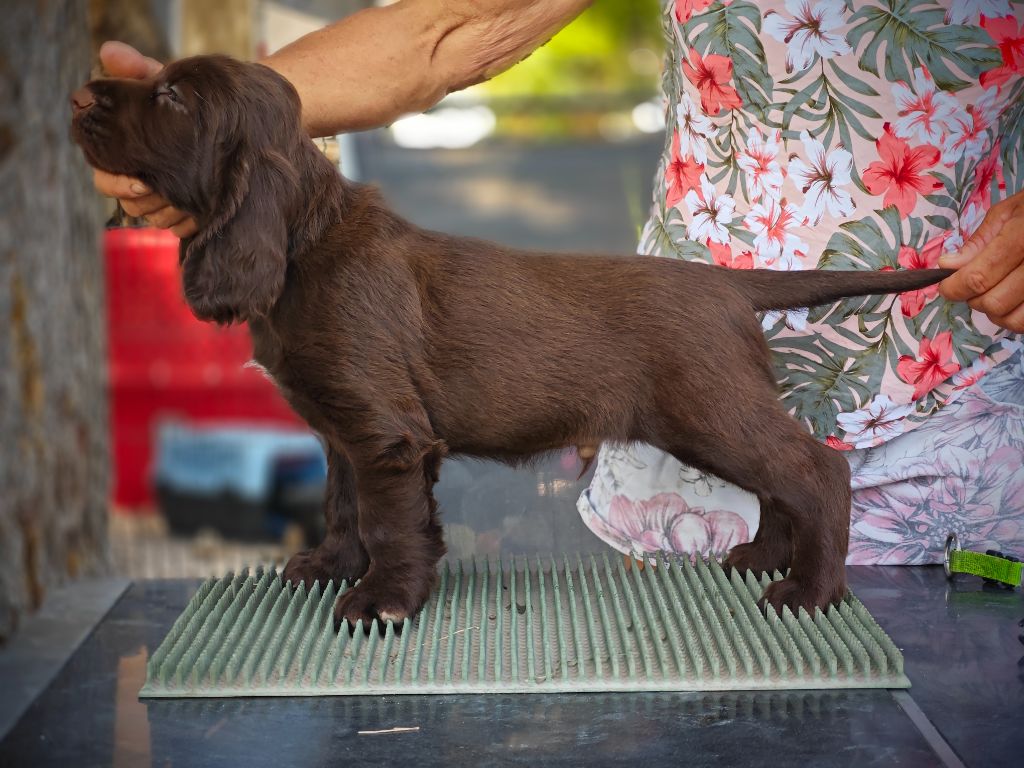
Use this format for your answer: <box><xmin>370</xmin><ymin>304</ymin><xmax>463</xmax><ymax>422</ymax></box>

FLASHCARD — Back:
<box><xmin>155</xmin><ymin>422</ymin><xmax>324</xmax><ymax>500</ymax></box>
<box><xmin>154</xmin><ymin>421</ymin><xmax>326</xmax><ymax>541</ymax></box>
<box><xmin>269</xmin><ymin>452</ymin><xmax>332</xmax><ymax>543</ymax></box>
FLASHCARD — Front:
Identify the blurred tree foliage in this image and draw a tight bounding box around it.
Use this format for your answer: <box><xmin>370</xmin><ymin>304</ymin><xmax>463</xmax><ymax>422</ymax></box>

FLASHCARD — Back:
<box><xmin>481</xmin><ymin>0</ymin><xmax>664</xmax><ymax>98</ymax></box>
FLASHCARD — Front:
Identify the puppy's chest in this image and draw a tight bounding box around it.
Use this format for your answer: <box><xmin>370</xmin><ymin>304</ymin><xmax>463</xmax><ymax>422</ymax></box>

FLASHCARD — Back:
<box><xmin>246</xmin><ymin>320</ymin><xmax>337</xmax><ymax>430</ymax></box>
<box><xmin>245</xmin><ymin>323</ymin><xmax>287</xmax><ymax>391</ymax></box>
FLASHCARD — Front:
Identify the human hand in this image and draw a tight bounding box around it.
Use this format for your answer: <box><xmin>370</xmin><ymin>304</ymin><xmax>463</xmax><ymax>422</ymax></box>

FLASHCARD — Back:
<box><xmin>939</xmin><ymin>189</ymin><xmax>1024</xmax><ymax>333</ymax></box>
<box><xmin>91</xmin><ymin>41</ymin><xmax>198</xmax><ymax>238</ymax></box>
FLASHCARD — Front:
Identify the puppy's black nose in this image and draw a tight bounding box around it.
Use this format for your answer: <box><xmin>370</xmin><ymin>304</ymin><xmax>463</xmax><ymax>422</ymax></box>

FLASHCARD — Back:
<box><xmin>70</xmin><ymin>86</ymin><xmax>95</xmax><ymax>114</ymax></box>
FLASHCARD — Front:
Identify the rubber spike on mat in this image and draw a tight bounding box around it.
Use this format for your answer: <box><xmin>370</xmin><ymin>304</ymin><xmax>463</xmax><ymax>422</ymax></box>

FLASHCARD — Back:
<box><xmin>655</xmin><ymin>553</ymin><xmax>704</xmax><ymax>680</ymax></box>
<box><xmin>549</xmin><ymin>555</ymin><xmax>570</xmax><ymax>683</ymax></box>
<box><xmin>476</xmin><ymin>557</ymin><xmax>489</xmax><ymax>683</ymax></box>
<box><xmin>462</xmin><ymin>558</ymin><xmax>477</xmax><ymax>683</ymax></box>
<box><xmin>642</xmin><ymin>553</ymin><xmax>686</xmax><ymax>678</ymax></box>
<box><xmin>600</xmin><ymin>553</ymin><xmax>637</xmax><ymax>678</ymax></box>
<box><xmin>140</xmin><ymin>554</ymin><xmax>910</xmax><ymax>697</ymax></box>
<box><xmin>574</xmin><ymin>554</ymin><xmax>605</xmax><ymax>679</ymax></box>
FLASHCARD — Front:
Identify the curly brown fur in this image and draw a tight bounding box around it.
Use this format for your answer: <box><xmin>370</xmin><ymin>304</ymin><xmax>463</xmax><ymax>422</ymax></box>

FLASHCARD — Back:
<box><xmin>72</xmin><ymin>55</ymin><xmax>954</xmax><ymax>626</ymax></box>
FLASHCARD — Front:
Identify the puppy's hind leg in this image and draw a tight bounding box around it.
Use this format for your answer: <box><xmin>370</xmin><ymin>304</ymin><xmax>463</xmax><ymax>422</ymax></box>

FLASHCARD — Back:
<box><xmin>724</xmin><ymin>497</ymin><xmax>793</xmax><ymax>576</ymax></box>
<box><xmin>283</xmin><ymin>447</ymin><xmax>370</xmax><ymax>588</ymax></box>
<box><xmin>655</xmin><ymin>395</ymin><xmax>850</xmax><ymax>614</ymax></box>
<box><xmin>755</xmin><ymin>435</ymin><xmax>851</xmax><ymax>615</ymax></box>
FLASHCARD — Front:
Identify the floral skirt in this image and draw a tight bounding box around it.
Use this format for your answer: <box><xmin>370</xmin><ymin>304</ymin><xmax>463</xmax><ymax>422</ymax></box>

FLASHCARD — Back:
<box><xmin>577</xmin><ymin>350</ymin><xmax>1024</xmax><ymax>565</ymax></box>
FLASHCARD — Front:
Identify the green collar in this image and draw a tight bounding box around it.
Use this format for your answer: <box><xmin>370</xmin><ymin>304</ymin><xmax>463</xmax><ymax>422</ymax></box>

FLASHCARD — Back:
<box><xmin>944</xmin><ymin>533</ymin><xmax>1022</xmax><ymax>588</ymax></box>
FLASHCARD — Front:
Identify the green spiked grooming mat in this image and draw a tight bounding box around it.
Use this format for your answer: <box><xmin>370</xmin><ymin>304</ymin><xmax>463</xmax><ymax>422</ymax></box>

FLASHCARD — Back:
<box><xmin>140</xmin><ymin>555</ymin><xmax>909</xmax><ymax>698</ymax></box>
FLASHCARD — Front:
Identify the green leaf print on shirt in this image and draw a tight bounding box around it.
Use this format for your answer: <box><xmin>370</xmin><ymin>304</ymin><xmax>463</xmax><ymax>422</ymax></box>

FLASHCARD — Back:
<box><xmin>647</xmin><ymin>204</ymin><xmax>714</xmax><ymax>262</ymax></box>
<box><xmin>847</xmin><ymin>0</ymin><xmax>1002</xmax><ymax>92</ymax></box>
<box><xmin>777</xmin><ymin>60</ymin><xmax>881</xmax><ymax>178</ymax></box>
<box><xmin>817</xmin><ymin>207</ymin><xmax>902</xmax><ymax>272</ymax></box>
<box><xmin>771</xmin><ymin>330</ymin><xmax>888</xmax><ymax>438</ymax></box>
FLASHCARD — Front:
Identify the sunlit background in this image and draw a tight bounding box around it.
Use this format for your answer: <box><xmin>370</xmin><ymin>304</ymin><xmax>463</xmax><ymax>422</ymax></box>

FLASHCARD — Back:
<box><xmin>93</xmin><ymin>0</ymin><xmax>664</xmax><ymax>579</ymax></box>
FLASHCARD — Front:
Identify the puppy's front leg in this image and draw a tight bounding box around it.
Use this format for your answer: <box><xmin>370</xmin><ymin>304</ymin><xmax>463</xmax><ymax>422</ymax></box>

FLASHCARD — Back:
<box><xmin>333</xmin><ymin>435</ymin><xmax>446</xmax><ymax>631</ymax></box>
<box><xmin>283</xmin><ymin>447</ymin><xmax>369</xmax><ymax>588</ymax></box>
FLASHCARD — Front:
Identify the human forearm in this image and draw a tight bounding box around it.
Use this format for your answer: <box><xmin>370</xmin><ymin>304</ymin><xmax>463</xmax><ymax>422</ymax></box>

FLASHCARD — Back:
<box><xmin>262</xmin><ymin>0</ymin><xmax>592</xmax><ymax>137</ymax></box>
<box><xmin>91</xmin><ymin>0</ymin><xmax>591</xmax><ymax>234</ymax></box>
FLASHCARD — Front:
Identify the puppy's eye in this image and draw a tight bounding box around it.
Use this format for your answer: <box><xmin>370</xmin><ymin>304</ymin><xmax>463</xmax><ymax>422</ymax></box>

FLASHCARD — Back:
<box><xmin>154</xmin><ymin>84</ymin><xmax>183</xmax><ymax>104</ymax></box>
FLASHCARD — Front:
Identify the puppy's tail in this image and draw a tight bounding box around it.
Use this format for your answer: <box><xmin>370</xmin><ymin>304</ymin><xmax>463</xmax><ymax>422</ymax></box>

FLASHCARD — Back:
<box><xmin>727</xmin><ymin>268</ymin><xmax>954</xmax><ymax>311</ymax></box>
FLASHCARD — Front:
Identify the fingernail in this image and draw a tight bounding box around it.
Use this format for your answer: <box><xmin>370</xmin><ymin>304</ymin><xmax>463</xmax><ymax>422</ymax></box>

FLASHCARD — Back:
<box><xmin>939</xmin><ymin>245</ymin><xmax>973</xmax><ymax>268</ymax></box>
<box><xmin>130</xmin><ymin>182</ymin><xmax>149</xmax><ymax>195</ymax></box>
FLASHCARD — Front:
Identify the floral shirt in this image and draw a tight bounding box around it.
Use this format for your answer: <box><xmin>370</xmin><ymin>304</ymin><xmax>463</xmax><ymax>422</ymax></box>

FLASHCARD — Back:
<box><xmin>642</xmin><ymin>0</ymin><xmax>1024</xmax><ymax>448</ymax></box>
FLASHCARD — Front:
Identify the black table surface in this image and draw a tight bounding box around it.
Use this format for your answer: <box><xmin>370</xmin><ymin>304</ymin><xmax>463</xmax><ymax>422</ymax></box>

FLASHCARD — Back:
<box><xmin>0</xmin><ymin>566</ymin><xmax>1020</xmax><ymax>767</ymax></box>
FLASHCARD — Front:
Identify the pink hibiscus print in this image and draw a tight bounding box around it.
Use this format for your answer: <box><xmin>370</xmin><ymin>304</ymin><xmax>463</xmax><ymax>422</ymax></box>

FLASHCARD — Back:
<box><xmin>826</xmin><ymin>435</ymin><xmax>855</xmax><ymax>451</ymax></box>
<box><xmin>589</xmin><ymin>493</ymin><xmax>749</xmax><ymax>556</ymax></box>
<box><xmin>674</xmin><ymin>0</ymin><xmax>714</xmax><ymax>23</ymax></box>
<box><xmin>708</xmin><ymin>239</ymin><xmax>753</xmax><ymax>270</ymax></box>
<box><xmin>952</xmin><ymin>355</ymin><xmax>993</xmax><ymax>390</ymax></box>
<box><xmin>863</xmin><ymin>123</ymin><xmax>942</xmax><ymax>218</ymax></box>
<box><xmin>848</xmin><ymin>448</ymin><xmax>1023</xmax><ymax>566</ymax></box>
<box><xmin>836</xmin><ymin>394</ymin><xmax>914</xmax><ymax>449</ymax></box>
<box><xmin>744</xmin><ymin>197</ymin><xmax>807</xmax><ymax>266</ymax></box>
<box><xmin>736</xmin><ymin>127</ymin><xmax>784</xmax><ymax>202</ymax></box>
<box><xmin>703</xmin><ymin>510</ymin><xmax>749</xmax><ymax>553</ymax></box>
<box><xmin>967</xmin><ymin>141</ymin><xmax>1005</xmax><ymax>210</ymax></box>
<box><xmin>682</xmin><ymin>48</ymin><xmax>743</xmax><ymax>116</ymax></box>
<box><xmin>849</xmin><ymin>477</ymin><xmax>992</xmax><ymax>564</ymax></box>
<box><xmin>897</xmin><ymin>234</ymin><xmax>946</xmax><ymax>318</ymax></box>
<box><xmin>666</xmin><ymin>130</ymin><xmax>705</xmax><ymax>208</ymax></box>
<box><xmin>891</xmin><ymin>67</ymin><xmax>959</xmax><ymax>145</ymax></box>
<box><xmin>897</xmin><ymin>331</ymin><xmax>961</xmax><ymax>400</ymax></box>
<box><xmin>979</xmin><ymin>14</ymin><xmax>1024</xmax><ymax>89</ymax></box>
<box><xmin>941</xmin><ymin>89</ymin><xmax>1000</xmax><ymax>167</ymax></box>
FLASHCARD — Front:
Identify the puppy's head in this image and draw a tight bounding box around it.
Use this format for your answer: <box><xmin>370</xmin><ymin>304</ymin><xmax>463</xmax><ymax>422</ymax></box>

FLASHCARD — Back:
<box><xmin>72</xmin><ymin>55</ymin><xmax>306</xmax><ymax>324</ymax></box>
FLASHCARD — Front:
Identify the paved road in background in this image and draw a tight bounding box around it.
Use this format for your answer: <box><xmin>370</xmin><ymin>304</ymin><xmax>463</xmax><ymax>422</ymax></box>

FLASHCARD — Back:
<box><xmin>358</xmin><ymin>134</ymin><xmax>661</xmax><ymax>252</ymax></box>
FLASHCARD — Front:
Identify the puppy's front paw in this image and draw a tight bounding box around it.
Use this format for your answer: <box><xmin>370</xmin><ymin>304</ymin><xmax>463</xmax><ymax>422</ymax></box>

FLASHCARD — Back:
<box><xmin>333</xmin><ymin>572</ymin><xmax>430</xmax><ymax>633</ymax></box>
<box><xmin>757</xmin><ymin>575</ymin><xmax>845</xmax><ymax>615</ymax></box>
<box><xmin>282</xmin><ymin>544</ymin><xmax>368</xmax><ymax>589</ymax></box>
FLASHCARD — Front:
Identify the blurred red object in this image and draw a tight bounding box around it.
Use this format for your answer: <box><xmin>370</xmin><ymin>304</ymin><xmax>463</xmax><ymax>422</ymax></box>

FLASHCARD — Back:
<box><xmin>106</xmin><ymin>228</ymin><xmax>301</xmax><ymax>510</ymax></box>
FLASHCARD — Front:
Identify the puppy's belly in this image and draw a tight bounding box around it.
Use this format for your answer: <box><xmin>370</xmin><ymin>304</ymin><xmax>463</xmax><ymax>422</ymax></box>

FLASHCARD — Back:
<box><xmin>432</xmin><ymin>386</ymin><xmax>616</xmax><ymax>461</ymax></box>
<box><xmin>446</xmin><ymin>430</ymin><xmax>578</xmax><ymax>461</ymax></box>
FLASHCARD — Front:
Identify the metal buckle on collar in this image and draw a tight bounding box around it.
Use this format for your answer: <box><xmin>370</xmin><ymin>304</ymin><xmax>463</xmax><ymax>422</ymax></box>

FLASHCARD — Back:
<box><xmin>944</xmin><ymin>532</ymin><xmax>959</xmax><ymax>580</ymax></box>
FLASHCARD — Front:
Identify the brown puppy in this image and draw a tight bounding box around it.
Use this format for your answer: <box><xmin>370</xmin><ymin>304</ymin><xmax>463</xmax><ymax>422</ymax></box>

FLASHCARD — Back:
<box><xmin>72</xmin><ymin>55</ymin><xmax>953</xmax><ymax>627</ymax></box>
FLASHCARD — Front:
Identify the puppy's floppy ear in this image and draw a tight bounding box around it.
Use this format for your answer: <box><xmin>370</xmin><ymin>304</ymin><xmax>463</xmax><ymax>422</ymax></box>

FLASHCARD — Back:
<box><xmin>181</xmin><ymin>148</ymin><xmax>298</xmax><ymax>324</ymax></box>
